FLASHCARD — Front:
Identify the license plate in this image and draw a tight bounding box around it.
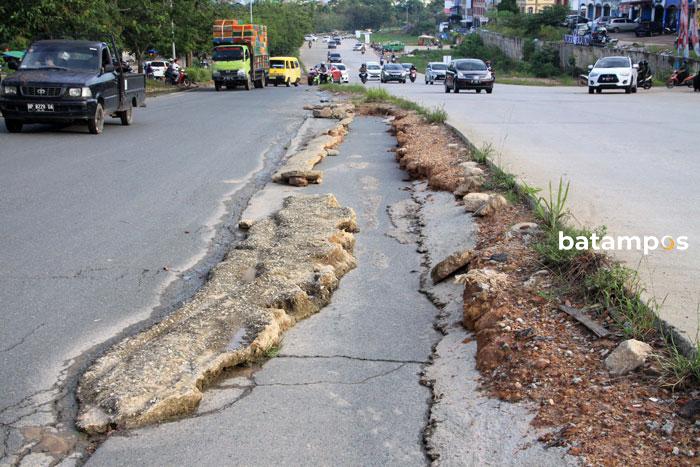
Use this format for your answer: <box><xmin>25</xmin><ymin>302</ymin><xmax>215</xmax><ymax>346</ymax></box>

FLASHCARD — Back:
<box><xmin>472</xmin><ymin>79</ymin><xmax>480</xmax><ymax>84</ymax></box>
<box><xmin>27</xmin><ymin>103</ymin><xmax>54</xmax><ymax>112</ymax></box>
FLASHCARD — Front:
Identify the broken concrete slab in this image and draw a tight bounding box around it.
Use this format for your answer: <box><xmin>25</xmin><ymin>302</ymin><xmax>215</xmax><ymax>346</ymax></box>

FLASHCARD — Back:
<box><xmin>430</xmin><ymin>249</ymin><xmax>474</xmax><ymax>285</ymax></box>
<box><xmin>604</xmin><ymin>339</ymin><xmax>653</xmax><ymax>376</ymax></box>
<box><xmin>272</xmin><ymin>125</ymin><xmax>348</xmax><ymax>186</ymax></box>
<box><xmin>76</xmin><ymin>194</ymin><xmax>358</xmax><ymax>433</ymax></box>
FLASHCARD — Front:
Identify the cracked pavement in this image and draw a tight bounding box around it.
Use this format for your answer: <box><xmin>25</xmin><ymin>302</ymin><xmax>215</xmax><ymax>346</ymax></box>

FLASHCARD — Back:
<box><xmin>87</xmin><ymin>116</ymin><xmax>441</xmax><ymax>466</ymax></box>
<box><xmin>0</xmin><ymin>89</ymin><xmax>317</xmax><ymax>465</ymax></box>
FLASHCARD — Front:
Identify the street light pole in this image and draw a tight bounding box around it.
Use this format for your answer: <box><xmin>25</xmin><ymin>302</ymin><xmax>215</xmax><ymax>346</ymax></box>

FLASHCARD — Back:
<box><xmin>250</xmin><ymin>0</ymin><xmax>253</xmax><ymax>23</ymax></box>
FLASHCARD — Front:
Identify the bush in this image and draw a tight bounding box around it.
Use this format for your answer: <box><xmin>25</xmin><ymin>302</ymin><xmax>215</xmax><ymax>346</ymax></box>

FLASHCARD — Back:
<box><xmin>455</xmin><ymin>34</ymin><xmax>516</xmax><ymax>73</ymax></box>
<box><xmin>185</xmin><ymin>66</ymin><xmax>211</xmax><ymax>82</ymax></box>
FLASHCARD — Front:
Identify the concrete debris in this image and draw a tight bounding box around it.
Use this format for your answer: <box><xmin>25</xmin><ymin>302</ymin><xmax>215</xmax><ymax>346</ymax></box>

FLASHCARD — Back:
<box><xmin>238</xmin><ymin>219</ymin><xmax>253</xmax><ymax>230</ymax></box>
<box><xmin>604</xmin><ymin>339</ymin><xmax>653</xmax><ymax>376</ymax></box>
<box><xmin>76</xmin><ymin>195</ymin><xmax>358</xmax><ymax>433</ymax></box>
<box><xmin>509</xmin><ymin>222</ymin><xmax>540</xmax><ymax>236</ymax></box>
<box><xmin>523</xmin><ymin>269</ymin><xmax>551</xmax><ymax>291</ymax></box>
<box><xmin>458</xmin><ymin>268</ymin><xmax>509</xmax><ymax>331</ymax></box>
<box><xmin>272</xmin><ymin>119</ymin><xmax>352</xmax><ymax>186</ymax></box>
<box><xmin>462</xmin><ymin>192</ymin><xmax>508</xmax><ymax>217</ymax></box>
<box><xmin>309</xmin><ymin>103</ymin><xmax>355</xmax><ymax>120</ymax></box>
<box><xmin>430</xmin><ymin>249</ymin><xmax>474</xmax><ymax>284</ymax></box>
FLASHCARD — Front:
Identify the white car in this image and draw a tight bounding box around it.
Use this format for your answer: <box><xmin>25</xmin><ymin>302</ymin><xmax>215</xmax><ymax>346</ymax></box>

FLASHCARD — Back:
<box><xmin>304</xmin><ymin>34</ymin><xmax>317</xmax><ymax>42</ymax></box>
<box><xmin>145</xmin><ymin>60</ymin><xmax>168</xmax><ymax>79</ymax></box>
<box><xmin>333</xmin><ymin>63</ymin><xmax>350</xmax><ymax>83</ymax></box>
<box><xmin>587</xmin><ymin>56</ymin><xmax>638</xmax><ymax>94</ymax></box>
<box><xmin>322</xmin><ymin>36</ymin><xmax>332</xmax><ymax>43</ymax></box>
<box><xmin>365</xmin><ymin>61</ymin><xmax>381</xmax><ymax>81</ymax></box>
<box><xmin>352</xmin><ymin>43</ymin><xmax>364</xmax><ymax>51</ymax></box>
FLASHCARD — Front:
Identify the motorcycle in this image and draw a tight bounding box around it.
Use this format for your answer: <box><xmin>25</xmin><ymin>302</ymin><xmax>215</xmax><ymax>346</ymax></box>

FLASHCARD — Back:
<box><xmin>666</xmin><ymin>69</ymin><xmax>694</xmax><ymax>88</ymax></box>
<box><xmin>307</xmin><ymin>68</ymin><xmax>318</xmax><ymax>86</ymax></box>
<box><xmin>173</xmin><ymin>69</ymin><xmax>192</xmax><ymax>88</ymax></box>
<box><xmin>308</xmin><ymin>41</ymin><xmax>312</xmax><ymax>49</ymax></box>
<box><xmin>409</xmin><ymin>69</ymin><xmax>416</xmax><ymax>83</ymax></box>
<box><xmin>359</xmin><ymin>71</ymin><xmax>368</xmax><ymax>84</ymax></box>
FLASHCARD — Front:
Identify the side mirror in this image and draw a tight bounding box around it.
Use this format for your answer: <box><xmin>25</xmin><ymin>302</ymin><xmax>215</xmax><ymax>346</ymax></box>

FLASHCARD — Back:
<box><xmin>8</xmin><ymin>61</ymin><xmax>18</xmax><ymax>70</ymax></box>
<box><xmin>102</xmin><ymin>63</ymin><xmax>115</xmax><ymax>73</ymax></box>
<box><xmin>633</xmin><ymin>64</ymin><xmax>639</xmax><ymax>69</ymax></box>
<box><xmin>587</xmin><ymin>64</ymin><xmax>593</xmax><ymax>70</ymax></box>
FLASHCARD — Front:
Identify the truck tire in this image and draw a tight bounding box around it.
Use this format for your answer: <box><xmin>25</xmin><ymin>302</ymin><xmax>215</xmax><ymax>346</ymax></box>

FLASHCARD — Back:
<box><xmin>294</xmin><ymin>79</ymin><xmax>299</xmax><ymax>87</ymax></box>
<box><xmin>244</xmin><ymin>75</ymin><xmax>252</xmax><ymax>91</ymax></box>
<box><xmin>215</xmin><ymin>82</ymin><xmax>221</xmax><ymax>91</ymax></box>
<box><xmin>285</xmin><ymin>78</ymin><xmax>290</xmax><ymax>87</ymax></box>
<box><xmin>118</xmin><ymin>107</ymin><xmax>133</xmax><ymax>126</ymax></box>
<box><xmin>5</xmin><ymin>119</ymin><xmax>23</xmax><ymax>133</ymax></box>
<box><xmin>88</xmin><ymin>103</ymin><xmax>105</xmax><ymax>134</ymax></box>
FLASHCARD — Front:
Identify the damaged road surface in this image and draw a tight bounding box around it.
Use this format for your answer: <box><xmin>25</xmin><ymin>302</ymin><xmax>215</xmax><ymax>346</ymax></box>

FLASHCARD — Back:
<box><xmin>87</xmin><ymin>116</ymin><xmax>441</xmax><ymax>465</ymax></box>
<box><xmin>0</xmin><ymin>89</ymin><xmax>318</xmax><ymax>465</ymax></box>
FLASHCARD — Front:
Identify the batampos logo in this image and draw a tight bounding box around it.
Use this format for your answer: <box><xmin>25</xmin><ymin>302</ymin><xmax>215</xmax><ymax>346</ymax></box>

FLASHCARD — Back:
<box><xmin>559</xmin><ymin>232</ymin><xmax>689</xmax><ymax>255</ymax></box>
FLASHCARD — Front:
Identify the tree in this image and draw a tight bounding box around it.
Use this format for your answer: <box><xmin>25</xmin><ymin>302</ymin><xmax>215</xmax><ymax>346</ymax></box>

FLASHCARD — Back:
<box><xmin>497</xmin><ymin>0</ymin><xmax>519</xmax><ymax>14</ymax></box>
<box><xmin>117</xmin><ymin>0</ymin><xmax>170</xmax><ymax>72</ymax></box>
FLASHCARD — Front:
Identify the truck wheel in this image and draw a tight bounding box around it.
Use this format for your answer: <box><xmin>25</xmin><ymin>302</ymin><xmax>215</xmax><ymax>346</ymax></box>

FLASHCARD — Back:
<box><xmin>5</xmin><ymin>119</ymin><xmax>23</xmax><ymax>133</ymax></box>
<box><xmin>285</xmin><ymin>78</ymin><xmax>290</xmax><ymax>87</ymax></box>
<box><xmin>244</xmin><ymin>76</ymin><xmax>252</xmax><ymax>91</ymax></box>
<box><xmin>588</xmin><ymin>86</ymin><xmax>594</xmax><ymax>94</ymax></box>
<box><xmin>88</xmin><ymin>103</ymin><xmax>105</xmax><ymax>134</ymax></box>
<box><xmin>215</xmin><ymin>82</ymin><xmax>221</xmax><ymax>91</ymax></box>
<box><xmin>294</xmin><ymin>79</ymin><xmax>300</xmax><ymax>87</ymax></box>
<box><xmin>118</xmin><ymin>107</ymin><xmax>133</xmax><ymax>126</ymax></box>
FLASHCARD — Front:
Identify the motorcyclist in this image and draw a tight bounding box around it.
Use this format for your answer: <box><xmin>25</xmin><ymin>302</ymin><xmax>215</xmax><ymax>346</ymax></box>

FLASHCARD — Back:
<box><xmin>409</xmin><ymin>64</ymin><xmax>416</xmax><ymax>73</ymax></box>
<box><xmin>637</xmin><ymin>60</ymin><xmax>650</xmax><ymax>80</ymax></box>
<box><xmin>359</xmin><ymin>63</ymin><xmax>367</xmax><ymax>74</ymax></box>
<box><xmin>308</xmin><ymin>40</ymin><xmax>312</xmax><ymax>48</ymax></box>
<box><xmin>319</xmin><ymin>62</ymin><xmax>328</xmax><ymax>83</ymax></box>
<box><xmin>168</xmin><ymin>58</ymin><xmax>181</xmax><ymax>84</ymax></box>
<box><xmin>361</xmin><ymin>44</ymin><xmax>366</xmax><ymax>55</ymax></box>
<box><xmin>391</xmin><ymin>53</ymin><xmax>397</xmax><ymax>63</ymax></box>
<box><xmin>676</xmin><ymin>60</ymin><xmax>689</xmax><ymax>83</ymax></box>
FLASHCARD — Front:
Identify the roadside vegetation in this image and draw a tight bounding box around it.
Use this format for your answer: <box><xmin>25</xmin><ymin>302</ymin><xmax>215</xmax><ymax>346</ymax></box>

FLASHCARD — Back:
<box><xmin>376</xmin><ymin>87</ymin><xmax>700</xmax><ymax>386</ymax></box>
<box><xmin>320</xmin><ymin>83</ymin><xmax>447</xmax><ymax>123</ymax></box>
<box><xmin>402</xmin><ymin>34</ymin><xmax>574</xmax><ymax>84</ymax></box>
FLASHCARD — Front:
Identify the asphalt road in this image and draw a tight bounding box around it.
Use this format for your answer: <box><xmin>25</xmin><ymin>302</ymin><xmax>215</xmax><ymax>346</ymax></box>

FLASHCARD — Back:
<box><xmin>89</xmin><ymin>116</ymin><xmax>440</xmax><ymax>466</ymax></box>
<box><xmin>302</xmin><ymin>40</ymin><xmax>700</xmax><ymax>342</ymax></box>
<box><xmin>0</xmin><ymin>86</ymin><xmax>315</xmax><ymax>460</ymax></box>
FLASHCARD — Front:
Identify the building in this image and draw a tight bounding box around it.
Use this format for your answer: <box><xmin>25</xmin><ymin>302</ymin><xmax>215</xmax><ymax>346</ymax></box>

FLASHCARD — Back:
<box><xmin>578</xmin><ymin>0</ymin><xmax>692</xmax><ymax>27</ymax></box>
<box><xmin>518</xmin><ymin>0</ymin><xmax>569</xmax><ymax>13</ymax></box>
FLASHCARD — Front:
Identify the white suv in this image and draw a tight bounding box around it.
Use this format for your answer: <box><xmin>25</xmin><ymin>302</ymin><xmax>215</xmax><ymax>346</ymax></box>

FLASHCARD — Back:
<box><xmin>588</xmin><ymin>56</ymin><xmax>638</xmax><ymax>94</ymax></box>
<box><xmin>365</xmin><ymin>62</ymin><xmax>381</xmax><ymax>81</ymax></box>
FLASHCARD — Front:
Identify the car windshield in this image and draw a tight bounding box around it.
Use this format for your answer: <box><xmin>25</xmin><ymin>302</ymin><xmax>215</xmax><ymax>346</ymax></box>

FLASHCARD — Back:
<box><xmin>385</xmin><ymin>64</ymin><xmax>402</xmax><ymax>71</ymax></box>
<box><xmin>455</xmin><ymin>60</ymin><xmax>487</xmax><ymax>71</ymax></box>
<box><xmin>336</xmin><ymin>64</ymin><xmax>346</xmax><ymax>70</ymax></box>
<box><xmin>270</xmin><ymin>60</ymin><xmax>285</xmax><ymax>68</ymax></box>
<box><xmin>151</xmin><ymin>61</ymin><xmax>166</xmax><ymax>67</ymax></box>
<box><xmin>20</xmin><ymin>43</ymin><xmax>100</xmax><ymax>72</ymax></box>
<box><xmin>213</xmin><ymin>49</ymin><xmax>243</xmax><ymax>61</ymax></box>
<box><xmin>401</xmin><ymin>63</ymin><xmax>413</xmax><ymax>69</ymax></box>
<box><xmin>367</xmin><ymin>64</ymin><xmax>380</xmax><ymax>70</ymax></box>
<box><xmin>431</xmin><ymin>63</ymin><xmax>447</xmax><ymax>70</ymax></box>
<box><xmin>596</xmin><ymin>57</ymin><xmax>629</xmax><ymax>68</ymax></box>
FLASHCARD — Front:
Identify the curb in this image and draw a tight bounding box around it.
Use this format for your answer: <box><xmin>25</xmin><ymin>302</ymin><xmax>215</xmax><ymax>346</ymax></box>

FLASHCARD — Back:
<box><xmin>444</xmin><ymin>121</ymin><xmax>697</xmax><ymax>359</ymax></box>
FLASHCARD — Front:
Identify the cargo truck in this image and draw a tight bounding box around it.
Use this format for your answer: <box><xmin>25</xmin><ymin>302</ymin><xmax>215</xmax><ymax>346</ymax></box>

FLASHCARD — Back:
<box><xmin>211</xmin><ymin>20</ymin><xmax>269</xmax><ymax>91</ymax></box>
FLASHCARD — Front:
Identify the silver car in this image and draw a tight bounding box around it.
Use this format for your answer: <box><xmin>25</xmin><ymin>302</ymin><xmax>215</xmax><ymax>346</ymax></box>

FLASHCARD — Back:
<box><xmin>604</xmin><ymin>17</ymin><xmax>638</xmax><ymax>33</ymax></box>
<box><xmin>425</xmin><ymin>62</ymin><xmax>447</xmax><ymax>84</ymax></box>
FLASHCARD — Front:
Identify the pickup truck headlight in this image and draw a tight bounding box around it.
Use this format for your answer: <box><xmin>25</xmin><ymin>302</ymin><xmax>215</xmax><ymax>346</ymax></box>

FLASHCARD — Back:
<box><xmin>620</xmin><ymin>70</ymin><xmax>630</xmax><ymax>76</ymax></box>
<box><xmin>237</xmin><ymin>69</ymin><xmax>246</xmax><ymax>77</ymax></box>
<box><xmin>68</xmin><ymin>87</ymin><xmax>92</xmax><ymax>97</ymax></box>
<box><xmin>212</xmin><ymin>71</ymin><xmax>221</xmax><ymax>78</ymax></box>
<box><xmin>2</xmin><ymin>85</ymin><xmax>17</xmax><ymax>96</ymax></box>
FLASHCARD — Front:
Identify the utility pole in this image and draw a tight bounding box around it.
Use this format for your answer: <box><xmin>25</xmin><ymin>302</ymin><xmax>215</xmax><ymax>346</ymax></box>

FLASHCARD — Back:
<box><xmin>250</xmin><ymin>0</ymin><xmax>253</xmax><ymax>23</ymax></box>
<box><xmin>170</xmin><ymin>0</ymin><xmax>176</xmax><ymax>60</ymax></box>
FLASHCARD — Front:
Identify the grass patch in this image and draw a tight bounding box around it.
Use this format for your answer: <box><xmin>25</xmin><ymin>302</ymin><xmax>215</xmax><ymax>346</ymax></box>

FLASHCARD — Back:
<box><xmin>584</xmin><ymin>265</ymin><xmax>659</xmax><ymax>340</ymax></box>
<box><xmin>263</xmin><ymin>345</ymin><xmax>281</xmax><ymax>359</ymax></box>
<box><xmin>656</xmin><ymin>333</ymin><xmax>700</xmax><ymax>388</ymax></box>
<box><xmin>371</xmin><ymin>30</ymin><xmax>419</xmax><ymax>46</ymax></box>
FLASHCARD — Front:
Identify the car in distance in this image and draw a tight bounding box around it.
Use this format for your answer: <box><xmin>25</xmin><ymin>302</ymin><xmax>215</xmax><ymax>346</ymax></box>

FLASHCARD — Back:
<box><xmin>365</xmin><ymin>61</ymin><xmax>381</xmax><ymax>81</ymax></box>
<box><xmin>381</xmin><ymin>63</ymin><xmax>406</xmax><ymax>83</ymax></box>
<box><xmin>425</xmin><ymin>62</ymin><xmax>447</xmax><ymax>84</ymax></box>
<box><xmin>353</xmin><ymin>43</ymin><xmax>364</xmax><ymax>51</ymax></box>
<box><xmin>400</xmin><ymin>63</ymin><xmax>413</xmax><ymax>72</ymax></box>
<box><xmin>444</xmin><ymin>58</ymin><xmax>494</xmax><ymax>93</ymax></box>
<box><xmin>145</xmin><ymin>60</ymin><xmax>168</xmax><ymax>78</ymax></box>
<box><xmin>327</xmin><ymin>41</ymin><xmax>337</xmax><ymax>49</ymax></box>
<box><xmin>587</xmin><ymin>56</ymin><xmax>638</xmax><ymax>93</ymax></box>
<box><xmin>328</xmin><ymin>52</ymin><xmax>342</xmax><ymax>63</ymax></box>
<box><xmin>304</xmin><ymin>34</ymin><xmax>317</xmax><ymax>42</ymax></box>
<box><xmin>604</xmin><ymin>17</ymin><xmax>638</xmax><ymax>33</ymax></box>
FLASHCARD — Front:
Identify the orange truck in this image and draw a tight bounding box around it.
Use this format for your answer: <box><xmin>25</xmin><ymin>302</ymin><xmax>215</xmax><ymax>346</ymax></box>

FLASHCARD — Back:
<box><xmin>211</xmin><ymin>20</ymin><xmax>269</xmax><ymax>91</ymax></box>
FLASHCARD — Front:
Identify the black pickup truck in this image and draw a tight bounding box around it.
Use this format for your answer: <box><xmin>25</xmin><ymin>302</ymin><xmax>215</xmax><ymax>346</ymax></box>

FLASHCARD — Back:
<box><xmin>0</xmin><ymin>39</ymin><xmax>145</xmax><ymax>134</ymax></box>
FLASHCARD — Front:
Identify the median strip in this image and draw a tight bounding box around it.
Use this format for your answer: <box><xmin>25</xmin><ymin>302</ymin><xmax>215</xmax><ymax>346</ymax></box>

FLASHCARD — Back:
<box><xmin>77</xmin><ymin>194</ymin><xmax>358</xmax><ymax>433</ymax></box>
